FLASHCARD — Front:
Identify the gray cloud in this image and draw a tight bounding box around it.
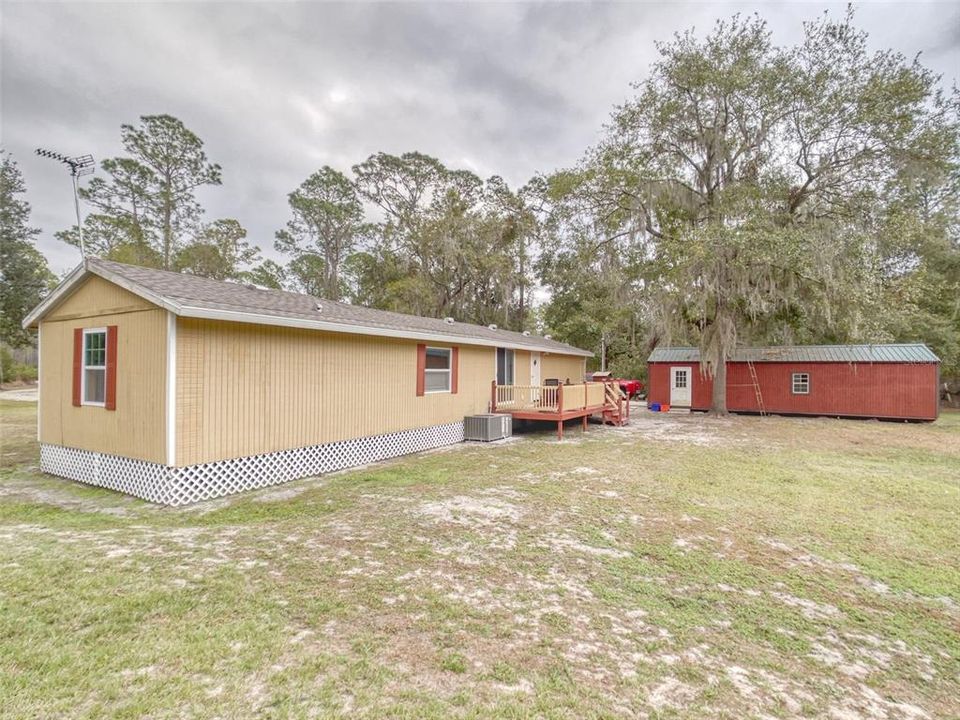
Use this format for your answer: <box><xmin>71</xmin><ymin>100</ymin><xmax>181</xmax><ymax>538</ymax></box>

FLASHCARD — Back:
<box><xmin>2</xmin><ymin>1</ymin><xmax>957</xmax><ymax>275</ymax></box>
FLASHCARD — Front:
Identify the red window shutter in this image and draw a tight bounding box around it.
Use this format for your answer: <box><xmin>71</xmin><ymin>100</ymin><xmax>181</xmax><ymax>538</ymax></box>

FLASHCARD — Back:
<box><xmin>105</xmin><ymin>325</ymin><xmax>118</xmax><ymax>410</ymax></box>
<box><xmin>72</xmin><ymin>328</ymin><xmax>83</xmax><ymax>406</ymax></box>
<box><xmin>451</xmin><ymin>347</ymin><xmax>459</xmax><ymax>394</ymax></box>
<box><xmin>416</xmin><ymin>344</ymin><xmax>426</xmax><ymax>396</ymax></box>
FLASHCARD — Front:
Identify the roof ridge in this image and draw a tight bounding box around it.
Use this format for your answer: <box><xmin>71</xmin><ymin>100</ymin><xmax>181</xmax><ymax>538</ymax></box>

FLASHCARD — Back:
<box><xmin>78</xmin><ymin>258</ymin><xmax>590</xmax><ymax>356</ymax></box>
<box><xmin>648</xmin><ymin>343</ymin><xmax>938</xmax><ymax>363</ymax></box>
<box><xmin>654</xmin><ymin>343</ymin><xmax>931</xmax><ymax>350</ymax></box>
<box><xmin>90</xmin><ymin>258</ymin><xmax>541</xmax><ymax>338</ymax></box>
<box><xmin>90</xmin><ymin>256</ymin><xmax>326</xmax><ymax>303</ymax></box>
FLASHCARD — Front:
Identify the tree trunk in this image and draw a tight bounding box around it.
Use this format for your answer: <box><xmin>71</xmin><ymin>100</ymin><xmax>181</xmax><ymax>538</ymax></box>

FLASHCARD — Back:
<box><xmin>325</xmin><ymin>243</ymin><xmax>339</xmax><ymax>301</ymax></box>
<box><xmin>518</xmin><ymin>235</ymin><xmax>526</xmax><ymax>329</ymax></box>
<box><xmin>162</xmin><ymin>194</ymin><xmax>172</xmax><ymax>269</ymax></box>
<box><xmin>709</xmin><ymin>357</ymin><xmax>728</xmax><ymax>415</ymax></box>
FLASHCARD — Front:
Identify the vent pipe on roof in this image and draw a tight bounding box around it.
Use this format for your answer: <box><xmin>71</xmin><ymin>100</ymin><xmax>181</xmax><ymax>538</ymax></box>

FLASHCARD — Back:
<box><xmin>488</xmin><ymin>324</ymin><xmax>498</xmax><ymax>331</ymax></box>
<box><xmin>522</xmin><ymin>331</ymin><xmax>530</xmax><ymax>336</ymax></box>
<box><xmin>315</xmin><ymin>301</ymin><xmax>323</xmax><ymax>312</ymax></box>
<box><xmin>544</xmin><ymin>334</ymin><xmax>552</xmax><ymax>340</ymax></box>
<box><xmin>444</xmin><ymin>317</ymin><xmax>455</xmax><ymax>324</ymax></box>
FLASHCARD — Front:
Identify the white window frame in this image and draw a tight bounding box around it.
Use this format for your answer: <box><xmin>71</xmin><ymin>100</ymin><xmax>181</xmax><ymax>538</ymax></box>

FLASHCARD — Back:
<box><xmin>496</xmin><ymin>347</ymin><xmax>515</xmax><ymax>386</ymax></box>
<box><xmin>674</xmin><ymin>368</ymin><xmax>688</xmax><ymax>389</ymax></box>
<box><xmin>791</xmin><ymin>372</ymin><xmax>810</xmax><ymax>395</ymax></box>
<box><xmin>424</xmin><ymin>346</ymin><xmax>452</xmax><ymax>394</ymax></box>
<box><xmin>81</xmin><ymin>327</ymin><xmax>108</xmax><ymax>407</ymax></box>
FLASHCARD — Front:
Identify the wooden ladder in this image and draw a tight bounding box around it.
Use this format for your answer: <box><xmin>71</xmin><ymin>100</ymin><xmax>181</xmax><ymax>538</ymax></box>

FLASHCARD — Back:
<box><xmin>747</xmin><ymin>360</ymin><xmax>765</xmax><ymax>416</ymax></box>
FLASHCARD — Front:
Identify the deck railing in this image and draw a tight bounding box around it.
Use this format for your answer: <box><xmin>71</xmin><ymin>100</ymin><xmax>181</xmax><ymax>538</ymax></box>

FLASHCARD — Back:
<box><xmin>491</xmin><ymin>382</ymin><xmax>608</xmax><ymax>413</ymax></box>
<box><xmin>494</xmin><ymin>384</ymin><xmax>561</xmax><ymax>411</ymax></box>
<box><xmin>587</xmin><ymin>382</ymin><xmax>606</xmax><ymax>409</ymax></box>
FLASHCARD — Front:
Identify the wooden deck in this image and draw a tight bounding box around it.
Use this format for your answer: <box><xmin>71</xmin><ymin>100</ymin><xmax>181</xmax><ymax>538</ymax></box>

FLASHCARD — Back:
<box><xmin>491</xmin><ymin>381</ymin><xmax>628</xmax><ymax>439</ymax></box>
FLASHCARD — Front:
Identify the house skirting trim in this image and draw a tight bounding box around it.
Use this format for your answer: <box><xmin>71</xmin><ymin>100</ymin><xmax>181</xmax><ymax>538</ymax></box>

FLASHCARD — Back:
<box><xmin>40</xmin><ymin>421</ymin><xmax>466</xmax><ymax>506</ymax></box>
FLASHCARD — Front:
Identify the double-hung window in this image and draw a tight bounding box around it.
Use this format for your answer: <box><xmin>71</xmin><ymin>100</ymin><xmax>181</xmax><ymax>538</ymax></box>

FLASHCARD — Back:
<box><xmin>424</xmin><ymin>347</ymin><xmax>452</xmax><ymax>393</ymax></box>
<box><xmin>496</xmin><ymin>347</ymin><xmax>515</xmax><ymax>386</ymax></box>
<box><xmin>82</xmin><ymin>328</ymin><xmax>107</xmax><ymax>405</ymax></box>
<box><xmin>791</xmin><ymin>372</ymin><xmax>810</xmax><ymax>395</ymax></box>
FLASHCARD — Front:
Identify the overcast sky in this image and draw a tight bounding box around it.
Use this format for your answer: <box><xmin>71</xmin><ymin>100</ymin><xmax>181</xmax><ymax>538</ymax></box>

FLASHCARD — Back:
<box><xmin>3</xmin><ymin>1</ymin><xmax>958</xmax><ymax>276</ymax></box>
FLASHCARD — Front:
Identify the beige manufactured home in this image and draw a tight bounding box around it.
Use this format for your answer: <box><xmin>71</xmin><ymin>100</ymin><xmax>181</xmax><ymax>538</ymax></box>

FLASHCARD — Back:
<box><xmin>24</xmin><ymin>259</ymin><xmax>591</xmax><ymax>504</ymax></box>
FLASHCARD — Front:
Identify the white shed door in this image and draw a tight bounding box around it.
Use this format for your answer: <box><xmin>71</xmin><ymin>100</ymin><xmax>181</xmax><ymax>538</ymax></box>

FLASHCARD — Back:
<box><xmin>530</xmin><ymin>352</ymin><xmax>541</xmax><ymax>386</ymax></box>
<box><xmin>670</xmin><ymin>366</ymin><xmax>692</xmax><ymax>407</ymax></box>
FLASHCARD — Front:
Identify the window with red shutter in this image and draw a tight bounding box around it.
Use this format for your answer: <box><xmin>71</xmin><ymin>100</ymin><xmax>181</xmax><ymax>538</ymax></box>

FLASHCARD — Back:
<box><xmin>423</xmin><ymin>347</ymin><xmax>452</xmax><ymax>393</ymax></box>
<box><xmin>80</xmin><ymin>328</ymin><xmax>108</xmax><ymax>406</ymax></box>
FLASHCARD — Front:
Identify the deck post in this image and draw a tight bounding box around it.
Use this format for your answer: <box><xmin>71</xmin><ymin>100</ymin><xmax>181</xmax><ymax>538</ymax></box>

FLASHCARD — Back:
<box><xmin>557</xmin><ymin>384</ymin><xmax>564</xmax><ymax>441</ymax></box>
<box><xmin>583</xmin><ymin>383</ymin><xmax>588</xmax><ymax>431</ymax></box>
<box><xmin>491</xmin><ymin>380</ymin><xmax>497</xmax><ymax>413</ymax></box>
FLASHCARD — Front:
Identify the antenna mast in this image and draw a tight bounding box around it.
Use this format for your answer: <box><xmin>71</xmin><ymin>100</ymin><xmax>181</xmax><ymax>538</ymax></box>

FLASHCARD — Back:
<box><xmin>35</xmin><ymin>148</ymin><xmax>95</xmax><ymax>257</ymax></box>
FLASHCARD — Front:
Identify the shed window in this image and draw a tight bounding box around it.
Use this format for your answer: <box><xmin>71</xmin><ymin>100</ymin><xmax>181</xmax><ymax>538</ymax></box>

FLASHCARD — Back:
<box><xmin>496</xmin><ymin>347</ymin><xmax>515</xmax><ymax>386</ymax></box>
<box><xmin>82</xmin><ymin>328</ymin><xmax>107</xmax><ymax>405</ymax></box>
<box><xmin>425</xmin><ymin>347</ymin><xmax>452</xmax><ymax>393</ymax></box>
<box><xmin>791</xmin><ymin>372</ymin><xmax>810</xmax><ymax>395</ymax></box>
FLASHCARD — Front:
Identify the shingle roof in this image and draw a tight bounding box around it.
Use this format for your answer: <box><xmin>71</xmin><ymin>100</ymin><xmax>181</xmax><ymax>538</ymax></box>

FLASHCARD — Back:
<box><xmin>648</xmin><ymin>344</ymin><xmax>940</xmax><ymax>364</ymax></box>
<box><xmin>27</xmin><ymin>258</ymin><xmax>592</xmax><ymax>357</ymax></box>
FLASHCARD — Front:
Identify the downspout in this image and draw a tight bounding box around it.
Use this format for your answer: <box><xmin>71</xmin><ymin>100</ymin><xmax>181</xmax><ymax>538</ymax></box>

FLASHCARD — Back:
<box><xmin>166</xmin><ymin>311</ymin><xmax>177</xmax><ymax>466</ymax></box>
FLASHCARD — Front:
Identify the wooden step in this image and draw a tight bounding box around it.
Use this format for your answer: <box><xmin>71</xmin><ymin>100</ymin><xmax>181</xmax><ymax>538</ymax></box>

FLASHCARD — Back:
<box><xmin>602</xmin><ymin>409</ymin><xmax>625</xmax><ymax>426</ymax></box>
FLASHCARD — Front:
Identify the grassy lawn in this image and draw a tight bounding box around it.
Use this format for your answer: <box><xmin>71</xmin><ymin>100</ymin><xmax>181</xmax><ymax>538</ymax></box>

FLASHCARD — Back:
<box><xmin>1</xmin><ymin>399</ymin><xmax>958</xmax><ymax>719</ymax></box>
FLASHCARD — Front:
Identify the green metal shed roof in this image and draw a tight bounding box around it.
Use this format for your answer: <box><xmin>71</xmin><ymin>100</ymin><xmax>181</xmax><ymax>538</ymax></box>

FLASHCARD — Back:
<box><xmin>648</xmin><ymin>344</ymin><xmax>940</xmax><ymax>364</ymax></box>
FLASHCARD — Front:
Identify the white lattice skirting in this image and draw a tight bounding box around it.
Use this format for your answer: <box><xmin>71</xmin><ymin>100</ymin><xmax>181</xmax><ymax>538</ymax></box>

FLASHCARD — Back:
<box><xmin>40</xmin><ymin>422</ymin><xmax>465</xmax><ymax>506</ymax></box>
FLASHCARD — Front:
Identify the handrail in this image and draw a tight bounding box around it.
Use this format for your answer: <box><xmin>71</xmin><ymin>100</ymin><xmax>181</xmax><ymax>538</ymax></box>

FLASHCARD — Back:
<box><xmin>491</xmin><ymin>382</ymin><xmax>607</xmax><ymax>412</ymax></box>
<box><xmin>601</xmin><ymin>380</ymin><xmax>627</xmax><ymax>425</ymax></box>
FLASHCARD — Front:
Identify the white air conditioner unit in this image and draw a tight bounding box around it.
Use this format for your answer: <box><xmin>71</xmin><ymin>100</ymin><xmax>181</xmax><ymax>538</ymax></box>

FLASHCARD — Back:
<box><xmin>464</xmin><ymin>414</ymin><xmax>512</xmax><ymax>442</ymax></box>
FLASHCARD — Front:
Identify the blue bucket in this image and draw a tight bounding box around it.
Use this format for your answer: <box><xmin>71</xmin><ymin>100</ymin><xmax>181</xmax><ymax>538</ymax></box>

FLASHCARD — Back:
<box><xmin>649</xmin><ymin>402</ymin><xmax>661</xmax><ymax>412</ymax></box>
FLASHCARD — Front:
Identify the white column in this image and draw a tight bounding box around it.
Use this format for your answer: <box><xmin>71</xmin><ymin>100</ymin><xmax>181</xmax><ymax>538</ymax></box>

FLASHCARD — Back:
<box><xmin>36</xmin><ymin>324</ymin><xmax>42</xmax><ymax>441</ymax></box>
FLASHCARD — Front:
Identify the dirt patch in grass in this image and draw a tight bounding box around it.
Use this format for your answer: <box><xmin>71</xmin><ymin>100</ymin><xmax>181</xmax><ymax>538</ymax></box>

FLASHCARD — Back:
<box><xmin>1</xmin><ymin>401</ymin><xmax>958</xmax><ymax>718</ymax></box>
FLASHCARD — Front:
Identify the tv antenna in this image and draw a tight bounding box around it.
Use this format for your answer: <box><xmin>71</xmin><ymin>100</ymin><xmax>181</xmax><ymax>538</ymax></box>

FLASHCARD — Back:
<box><xmin>35</xmin><ymin>148</ymin><xmax>95</xmax><ymax>257</ymax></box>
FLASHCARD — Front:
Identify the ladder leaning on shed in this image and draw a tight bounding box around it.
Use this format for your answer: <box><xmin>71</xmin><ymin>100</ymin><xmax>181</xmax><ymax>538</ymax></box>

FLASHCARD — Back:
<box><xmin>747</xmin><ymin>360</ymin><xmax>766</xmax><ymax>416</ymax></box>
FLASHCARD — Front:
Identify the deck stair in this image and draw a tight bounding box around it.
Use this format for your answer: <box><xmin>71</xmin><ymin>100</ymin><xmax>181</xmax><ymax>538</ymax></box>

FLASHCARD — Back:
<box><xmin>601</xmin><ymin>382</ymin><xmax>627</xmax><ymax>426</ymax></box>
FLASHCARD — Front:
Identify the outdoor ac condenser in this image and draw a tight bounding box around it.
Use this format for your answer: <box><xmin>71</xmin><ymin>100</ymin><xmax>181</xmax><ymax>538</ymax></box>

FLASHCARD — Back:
<box><xmin>464</xmin><ymin>414</ymin><xmax>512</xmax><ymax>442</ymax></box>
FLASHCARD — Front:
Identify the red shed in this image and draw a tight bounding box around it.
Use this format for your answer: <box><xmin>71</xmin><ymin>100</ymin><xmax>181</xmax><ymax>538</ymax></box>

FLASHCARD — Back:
<box><xmin>647</xmin><ymin>344</ymin><xmax>940</xmax><ymax>421</ymax></box>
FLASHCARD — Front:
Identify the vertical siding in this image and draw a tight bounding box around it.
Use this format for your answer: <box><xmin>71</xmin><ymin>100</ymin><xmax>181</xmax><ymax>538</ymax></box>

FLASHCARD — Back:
<box><xmin>647</xmin><ymin>363</ymin><xmax>712</xmax><ymax>409</ymax></box>
<box><xmin>175</xmin><ymin>319</ymin><xmax>204</xmax><ymax>465</ymax></box>
<box><xmin>39</xmin><ymin>279</ymin><xmax>167</xmax><ymax>463</ymax></box>
<box><xmin>177</xmin><ymin>319</ymin><xmax>545</xmax><ymax>466</ymax></box>
<box><xmin>648</xmin><ymin>361</ymin><xmax>939</xmax><ymax>420</ymax></box>
<box><xmin>542</xmin><ymin>354</ymin><xmax>586</xmax><ymax>384</ymax></box>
